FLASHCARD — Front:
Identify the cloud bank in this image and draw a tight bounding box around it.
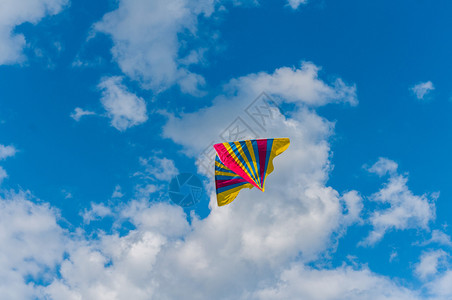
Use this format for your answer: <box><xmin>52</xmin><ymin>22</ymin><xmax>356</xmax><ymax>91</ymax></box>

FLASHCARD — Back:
<box><xmin>1</xmin><ymin>63</ymin><xmax>449</xmax><ymax>300</ymax></box>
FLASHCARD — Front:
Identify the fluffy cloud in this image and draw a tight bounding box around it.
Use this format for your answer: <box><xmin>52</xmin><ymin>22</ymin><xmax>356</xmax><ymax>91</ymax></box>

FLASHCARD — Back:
<box><xmin>225</xmin><ymin>62</ymin><xmax>357</xmax><ymax>107</ymax></box>
<box><xmin>160</xmin><ymin>63</ymin><xmax>360</xmax><ymax>271</ymax></box>
<box><xmin>0</xmin><ymin>0</ymin><xmax>68</xmax><ymax>65</ymax></box>
<box><xmin>342</xmin><ymin>190</ymin><xmax>364</xmax><ymax>225</ymax></box>
<box><xmin>426</xmin><ymin>270</ymin><xmax>452</xmax><ymax>299</ymax></box>
<box><xmin>361</xmin><ymin>159</ymin><xmax>436</xmax><ymax>246</ymax></box>
<box><xmin>98</xmin><ymin>76</ymin><xmax>148</xmax><ymax>131</ymax></box>
<box><xmin>411</xmin><ymin>81</ymin><xmax>434</xmax><ymax>100</ymax></box>
<box><xmin>70</xmin><ymin>107</ymin><xmax>96</xmax><ymax>121</ymax></box>
<box><xmin>44</xmin><ymin>202</ymin><xmax>190</xmax><ymax>300</ymax></box>
<box><xmin>164</xmin><ymin>62</ymin><xmax>356</xmax><ymax>158</ymax></box>
<box><xmin>0</xmin><ymin>192</ymin><xmax>428</xmax><ymax>300</ymax></box>
<box><xmin>0</xmin><ymin>191</ymin><xmax>66</xmax><ymax>299</ymax></box>
<box><xmin>367</xmin><ymin>157</ymin><xmax>398</xmax><ymax>177</ymax></box>
<box><xmin>94</xmin><ymin>0</ymin><xmax>214</xmax><ymax>94</ymax></box>
<box><xmin>253</xmin><ymin>264</ymin><xmax>421</xmax><ymax>300</ymax></box>
<box><xmin>93</xmin><ymin>0</ymin><xmax>313</xmax><ymax>95</ymax></box>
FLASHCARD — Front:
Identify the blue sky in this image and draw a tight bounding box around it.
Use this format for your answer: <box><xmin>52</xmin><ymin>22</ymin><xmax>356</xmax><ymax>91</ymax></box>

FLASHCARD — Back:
<box><xmin>1</xmin><ymin>0</ymin><xmax>452</xmax><ymax>299</ymax></box>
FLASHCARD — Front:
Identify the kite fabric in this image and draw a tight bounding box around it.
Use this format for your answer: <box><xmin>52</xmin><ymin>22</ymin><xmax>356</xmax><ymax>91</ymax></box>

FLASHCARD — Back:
<box><xmin>214</xmin><ymin>138</ymin><xmax>290</xmax><ymax>206</ymax></box>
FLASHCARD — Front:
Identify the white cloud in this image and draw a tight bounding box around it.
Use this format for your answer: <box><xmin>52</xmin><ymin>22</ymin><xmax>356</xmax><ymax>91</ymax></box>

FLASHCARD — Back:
<box><xmin>367</xmin><ymin>157</ymin><xmax>398</xmax><ymax>177</ymax></box>
<box><xmin>423</xmin><ymin>230</ymin><xmax>452</xmax><ymax>248</ymax></box>
<box><xmin>427</xmin><ymin>270</ymin><xmax>452</xmax><ymax>299</ymax></box>
<box><xmin>139</xmin><ymin>156</ymin><xmax>179</xmax><ymax>182</ymax></box>
<box><xmin>0</xmin><ymin>166</ymin><xmax>7</xmax><ymax>184</ymax></box>
<box><xmin>0</xmin><ymin>191</ymin><xmax>66</xmax><ymax>299</ymax></box>
<box><xmin>94</xmin><ymin>0</ymin><xmax>214</xmax><ymax>94</ymax></box>
<box><xmin>415</xmin><ymin>250</ymin><xmax>448</xmax><ymax>280</ymax></box>
<box><xmin>225</xmin><ymin>62</ymin><xmax>357</xmax><ymax>107</ymax></box>
<box><xmin>163</xmin><ymin>62</ymin><xmax>356</xmax><ymax>159</ymax></box>
<box><xmin>0</xmin><ymin>144</ymin><xmax>16</xmax><ymax>160</ymax></box>
<box><xmin>0</xmin><ymin>194</ymin><xmax>421</xmax><ymax>300</ymax></box>
<box><xmin>0</xmin><ymin>0</ymin><xmax>68</xmax><ymax>65</ymax></box>
<box><xmin>342</xmin><ymin>190</ymin><xmax>364</xmax><ymax>225</ymax></box>
<box><xmin>70</xmin><ymin>107</ymin><xmax>96</xmax><ymax>121</ymax></box>
<box><xmin>98</xmin><ymin>76</ymin><xmax>148</xmax><ymax>131</ymax></box>
<box><xmin>44</xmin><ymin>202</ymin><xmax>190</xmax><ymax>300</ymax></box>
<box><xmin>286</xmin><ymin>0</ymin><xmax>308</xmax><ymax>10</ymax></box>
<box><xmin>81</xmin><ymin>202</ymin><xmax>113</xmax><ymax>224</ymax></box>
<box><xmin>154</xmin><ymin>64</ymin><xmax>362</xmax><ymax>291</ymax></box>
<box><xmin>389</xmin><ymin>250</ymin><xmax>398</xmax><ymax>262</ymax></box>
<box><xmin>253</xmin><ymin>265</ymin><xmax>421</xmax><ymax>300</ymax></box>
<box><xmin>0</xmin><ymin>145</ymin><xmax>16</xmax><ymax>184</ymax></box>
<box><xmin>361</xmin><ymin>159</ymin><xmax>436</xmax><ymax>246</ymax></box>
<box><xmin>134</xmin><ymin>184</ymin><xmax>159</xmax><ymax>200</ymax></box>
<box><xmin>112</xmin><ymin>185</ymin><xmax>124</xmax><ymax>198</ymax></box>
<box><xmin>411</xmin><ymin>81</ymin><xmax>434</xmax><ymax>100</ymax></box>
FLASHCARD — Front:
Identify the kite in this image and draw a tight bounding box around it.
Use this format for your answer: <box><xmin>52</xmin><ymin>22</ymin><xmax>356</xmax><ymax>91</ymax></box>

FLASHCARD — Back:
<box><xmin>214</xmin><ymin>138</ymin><xmax>290</xmax><ymax>206</ymax></box>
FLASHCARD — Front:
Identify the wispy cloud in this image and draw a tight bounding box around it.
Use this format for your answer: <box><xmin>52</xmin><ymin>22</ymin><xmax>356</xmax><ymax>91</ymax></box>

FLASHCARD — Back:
<box><xmin>70</xmin><ymin>107</ymin><xmax>96</xmax><ymax>121</ymax></box>
<box><xmin>415</xmin><ymin>250</ymin><xmax>448</xmax><ymax>280</ymax></box>
<box><xmin>81</xmin><ymin>202</ymin><xmax>112</xmax><ymax>224</ymax></box>
<box><xmin>421</xmin><ymin>230</ymin><xmax>452</xmax><ymax>247</ymax></box>
<box><xmin>0</xmin><ymin>144</ymin><xmax>16</xmax><ymax>160</ymax></box>
<box><xmin>139</xmin><ymin>156</ymin><xmax>179</xmax><ymax>182</ymax></box>
<box><xmin>0</xmin><ymin>0</ymin><xmax>68</xmax><ymax>65</ymax></box>
<box><xmin>411</xmin><ymin>81</ymin><xmax>434</xmax><ymax>100</ymax></box>
<box><xmin>111</xmin><ymin>185</ymin><xmax>124</xmax><ymax>199</ymax></box>
<box><xmin>361</xmin><ymin>158</ymin><xmax>436</xmax><ymax>246</ymax></box>
<box><xmin>0</xmin><ymin>166</ymin><xmax>7</xmax><ymax>184</ymax></box>
<box><xmin>287</xmin><ymin>0</ymin><xmax>309</xmax><ymax>9</ymax></box>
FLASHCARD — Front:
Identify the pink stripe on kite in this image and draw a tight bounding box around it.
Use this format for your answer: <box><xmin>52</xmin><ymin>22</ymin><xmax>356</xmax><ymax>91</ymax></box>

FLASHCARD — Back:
<box><xmin>215</xmin><ymin>178</ymin><xmax>248</xmax><ymax>189</ymax></box>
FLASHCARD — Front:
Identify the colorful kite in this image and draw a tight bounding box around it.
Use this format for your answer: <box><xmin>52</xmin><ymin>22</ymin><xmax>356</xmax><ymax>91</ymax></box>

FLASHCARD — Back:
<box><xmin>214</xmin><ymin>138</ymin><xmax>290</xmax><ymax>206</ymax></box>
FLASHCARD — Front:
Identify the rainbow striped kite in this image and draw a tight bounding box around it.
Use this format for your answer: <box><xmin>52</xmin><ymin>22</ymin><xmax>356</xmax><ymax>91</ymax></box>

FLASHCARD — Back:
<box><xmin>214</xmin><ymin>138</ymin><xmax>290</xmax><ymax>206</ymax></box>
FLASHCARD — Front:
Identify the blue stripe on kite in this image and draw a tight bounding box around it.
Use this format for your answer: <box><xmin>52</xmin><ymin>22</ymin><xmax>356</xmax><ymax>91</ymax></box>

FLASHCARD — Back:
<box><xmin>263</xmin><ymin>138</ymin><xmax>274</xmax><ymax>178</ymax></box>
<box><xmin>216</xmin><ymin>181</ymin><xmax>249</xmax><ymax>194</ymax></box>
<box><xmin>239</xmin><ymin>141</ymin><xmax>259</xmax><ymax>185</ymax></box>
